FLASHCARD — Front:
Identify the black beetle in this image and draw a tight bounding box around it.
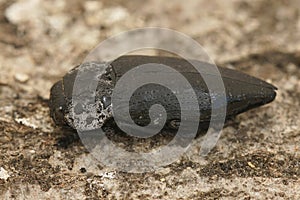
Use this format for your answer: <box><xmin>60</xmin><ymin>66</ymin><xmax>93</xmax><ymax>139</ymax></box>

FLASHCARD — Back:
<box><xmin>49</xmin><ymin>55</ymin><xmax>277</xmax><ymax>132</ymax></box>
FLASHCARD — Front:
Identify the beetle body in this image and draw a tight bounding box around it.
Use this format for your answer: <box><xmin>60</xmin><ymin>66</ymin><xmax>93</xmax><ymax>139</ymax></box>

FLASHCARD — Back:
<box><xmin>49</xmin><ymin>55</ymin><xmax>276</xmax><ymax>131</ymax></box>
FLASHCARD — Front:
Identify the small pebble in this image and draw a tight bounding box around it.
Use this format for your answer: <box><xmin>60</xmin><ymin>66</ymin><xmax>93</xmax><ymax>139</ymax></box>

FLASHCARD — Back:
<box><xmin>0</xmin><ymin>167</ymin><xmax>10</xmax><ymax>180</ymax></box>
<box><xmin>29</xmin><ymin>150</ymin><xmax>36</xmax><ymax>154</ymax></box>
<box><xmin>247</xmin><ymin>162</ymin><xmax>256</xmax><ymax>169</ymax></box>
<box><xmin>286</xmin><ymin>63</ymin><xmax>297</xmax><ymax>73</ymax></box>
<box><xmin>155</xmin><ymin>167</ymin><xmax>171</xmax><ymax>175</ymax></box>
<box><xmin>14</xmin><ymin>73</ymin><xmax>29</xmax><ymax>83</ymax></box>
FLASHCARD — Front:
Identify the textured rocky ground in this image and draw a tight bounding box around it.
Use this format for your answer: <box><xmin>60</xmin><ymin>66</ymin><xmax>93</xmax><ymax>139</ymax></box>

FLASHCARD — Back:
<box><xmin>0</xmin><ymin>0</ymin><xmax>300</xmax><ymax>199</ymax></box>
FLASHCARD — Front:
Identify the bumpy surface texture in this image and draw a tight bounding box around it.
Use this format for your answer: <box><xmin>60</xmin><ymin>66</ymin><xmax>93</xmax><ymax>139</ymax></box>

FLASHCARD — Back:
<box><xmin>0</xmin><ymin>0</ymin><xmax>300</xmax><ymax>199</ymax></box>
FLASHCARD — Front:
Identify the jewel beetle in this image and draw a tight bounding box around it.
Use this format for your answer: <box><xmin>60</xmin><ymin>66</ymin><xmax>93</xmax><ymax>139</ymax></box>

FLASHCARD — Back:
<box><xmin>49</xmin><ymin>55</ymin><xmax>277</xmax><ymax>132</ymax></box>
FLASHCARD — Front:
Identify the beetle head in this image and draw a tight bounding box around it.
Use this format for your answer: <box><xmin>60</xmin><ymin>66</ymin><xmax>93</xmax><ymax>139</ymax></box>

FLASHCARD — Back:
<box><xmin>49</xmin><ymin>80</ymin><xmax>68</xmax><ymax>126</ymax></box>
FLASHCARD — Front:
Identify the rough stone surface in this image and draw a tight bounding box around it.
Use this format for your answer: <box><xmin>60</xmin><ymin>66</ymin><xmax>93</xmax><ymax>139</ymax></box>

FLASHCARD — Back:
<box><xmin>0</xmin><ymin>0</ymin><xmax>299</xmax><ymax>199</ymax></box>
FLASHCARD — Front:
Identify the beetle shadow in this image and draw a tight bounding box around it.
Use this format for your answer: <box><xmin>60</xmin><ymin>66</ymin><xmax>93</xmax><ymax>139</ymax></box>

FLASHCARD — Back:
<box><xmin>55</xmin><ymin>117</ymin><xmax>241</xmax><ymax>150</ymax></box>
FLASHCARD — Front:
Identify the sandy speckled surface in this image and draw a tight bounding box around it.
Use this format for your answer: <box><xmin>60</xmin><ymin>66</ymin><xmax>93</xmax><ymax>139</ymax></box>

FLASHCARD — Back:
<box><xmin>0</xmin><ymin>0</ymin><xmax>300</xmax><ymax>199</ymax></box>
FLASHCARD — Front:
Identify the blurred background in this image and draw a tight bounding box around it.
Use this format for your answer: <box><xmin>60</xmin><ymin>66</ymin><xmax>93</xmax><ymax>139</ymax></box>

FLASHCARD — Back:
<box><xmin>0</xmin><ymin>0</ymin><xmax>299</xmax><ymax>199</ymax></box>
<box><xmin>1</xmin><ymin>0</ymin><xmax>299</xmax><ymax>98</ymax></box>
